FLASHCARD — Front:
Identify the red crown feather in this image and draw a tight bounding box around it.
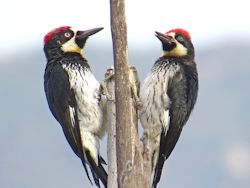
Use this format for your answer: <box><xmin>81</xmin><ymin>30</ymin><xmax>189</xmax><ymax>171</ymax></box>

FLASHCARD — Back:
<box><xmin>166</xmin><ymin>28</ymin><xmax>191</xmax><ymax>40</ymax></box>
<box><xmin>44</xmin><ymin>26</ymin><xmax>71</xmax><ymax>43</ymax></box>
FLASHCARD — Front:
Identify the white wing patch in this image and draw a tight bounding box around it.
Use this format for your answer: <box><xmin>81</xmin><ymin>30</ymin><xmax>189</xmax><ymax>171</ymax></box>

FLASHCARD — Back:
<box><xmin>162</xmin><ymin>110</ymin><xmax>170</xmax><ymax>135</ymax></box>
<box><xmin>69</xmin><ymin>106</ymin><xmax>76</xmax><ymax>128</ymax></box>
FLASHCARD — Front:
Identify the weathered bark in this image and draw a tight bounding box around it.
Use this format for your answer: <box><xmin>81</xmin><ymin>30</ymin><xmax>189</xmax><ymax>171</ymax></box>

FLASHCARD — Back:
<box><xmin>105</xmin><ymin>68</ymin><xmax>118</xmax><ymax>188</ymax></box>
<box><xmin>109</xmin><ymin>0</ymin><xmax>152</xmax><ymax>187</ymax></box>
<box><xmin>110</xmin><ymin>0</ymin><xmax>134</xmax><ymax>187</ymax></box>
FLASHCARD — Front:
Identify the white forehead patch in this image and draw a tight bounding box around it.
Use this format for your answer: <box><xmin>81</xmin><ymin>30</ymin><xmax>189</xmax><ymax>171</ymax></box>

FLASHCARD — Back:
<box><xmin>70</xmin><ymin>27</ymin><xmax>77</xmax><ymax>34</ymax></box>
<box><xmin>167</xmin><ymin>32</ymin><xmax>175</xmax><ymax>38</ymax></box>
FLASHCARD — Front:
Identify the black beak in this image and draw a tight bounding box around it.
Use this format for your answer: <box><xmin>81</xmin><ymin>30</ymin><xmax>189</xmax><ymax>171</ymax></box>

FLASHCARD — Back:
<box><xmin>155</xmin><ymin>31</ymin><xmax>176</xmax><ymax>51</ymax></box>
<box><xmin>155</xmin><ymin>31</ymin><xmax>175</xmax><ymax>45</ymax></box>
<box><xmin>77</xmin><ymin>27</ymin><xmax>104</xmax><ymax>38</ymax></box>
<box><xmin>75</xmin><ymin>27</ymin><xmax>104</xmax><ymax>48</ymax></box>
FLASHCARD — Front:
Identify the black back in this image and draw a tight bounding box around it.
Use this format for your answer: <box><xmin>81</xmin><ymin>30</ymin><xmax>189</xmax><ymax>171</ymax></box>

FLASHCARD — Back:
<box><xmin>44</xmin><ymin>53</ymin><xmax>107</xmax><ymax>188</ymax></box>
<box><xmin>152</xmin><ymin>57</ymin><xmax>198</xmax><ymax>188</ymax></box>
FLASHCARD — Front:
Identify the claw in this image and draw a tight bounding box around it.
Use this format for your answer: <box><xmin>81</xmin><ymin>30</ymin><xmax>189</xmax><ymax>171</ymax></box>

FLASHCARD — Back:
<box><xmin>100</xmin><ymin>82</ymin><xmax>112</xmax><ymax>101</ymax></box>
<box><xmin>129</xmin><ymin>65</ymin><xmax>140</xmax><ymax>105</ymax></box>
<box><xmin>104</xmin><ymin>66</ymin><xmax>114</xmax><ymax>81</ymax></box>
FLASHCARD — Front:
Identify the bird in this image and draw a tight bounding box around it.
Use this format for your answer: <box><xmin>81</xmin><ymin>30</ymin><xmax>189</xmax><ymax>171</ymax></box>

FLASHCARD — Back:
<box><xmin>139</xmin><ymin>28</ymin><xmax>198</xmax><ymax>188</ymax></box>
<box><xmin>43</xmin><ymin>26</ymin><xmax>107</xmax><ymax>187</ymax></box>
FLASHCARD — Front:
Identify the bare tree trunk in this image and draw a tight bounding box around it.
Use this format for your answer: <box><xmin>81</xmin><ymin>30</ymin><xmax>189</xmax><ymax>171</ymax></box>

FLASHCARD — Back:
<box><xmin>110</xmin><ymin>0</ymin><xmax>136</xmax><ymax>187</ymax></box>
<box><xmin>105</xmin><ymin>68</ymin><xmax>118</xmax><ymax>188</ymax></box>
<box><xmin>109</xmin><ymin>0</ymin><xmax>152</xmax><ymax>188</ymax></box>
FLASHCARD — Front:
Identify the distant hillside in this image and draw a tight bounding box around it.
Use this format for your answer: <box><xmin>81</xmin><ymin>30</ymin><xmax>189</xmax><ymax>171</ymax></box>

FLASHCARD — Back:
<box><xmin>0</xmin><ymin>40</ymin><xmax>249</xmax><ymax>188</ymax></box>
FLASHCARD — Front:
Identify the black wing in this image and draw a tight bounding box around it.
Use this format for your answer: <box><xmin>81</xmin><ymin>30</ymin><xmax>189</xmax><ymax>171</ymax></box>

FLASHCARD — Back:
<box><xmin>44</xmin><ymin>62</ymin><xmax>95</xmax><ymax>185</ymax></box>
<box><xmin>152</xmin><ymin>63</ymin><xmax>198</xmax><ymax>188</ymax></box>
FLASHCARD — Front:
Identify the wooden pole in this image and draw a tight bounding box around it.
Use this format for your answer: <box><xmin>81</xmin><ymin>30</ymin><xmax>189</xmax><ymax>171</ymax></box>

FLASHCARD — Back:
<box><xmin>109</xmin><ymin>0</ymin><xmax>152</xmax><ymax>187</ymax></box>
<box><xmin>105</xmin><ymin>67</ymin><xmax>118</xmax><ymax>188</ymax></box>
<box><xmin>110</xmin><ymin>0</ymin><xmax>134</xmax><ymax>187</ymax></box>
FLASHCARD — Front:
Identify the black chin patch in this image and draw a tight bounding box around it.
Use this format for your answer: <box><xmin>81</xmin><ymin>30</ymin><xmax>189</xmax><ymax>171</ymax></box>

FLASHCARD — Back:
<box><xmin>162</xmin><ymin>42</ymin><xmax>176</xmax><ymax>51</ymax></box>
<box><xmin>75</xmin><ymin>36</ymin><xmax>87</xmax><ymax>49</ymax></box>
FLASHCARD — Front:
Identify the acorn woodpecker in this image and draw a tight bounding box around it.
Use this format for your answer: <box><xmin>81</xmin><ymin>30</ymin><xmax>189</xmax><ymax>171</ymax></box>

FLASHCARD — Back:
<box><xmin>139</xmin><ymin>28</ymin><xmax>198</xmax><ymax>187</ymax></box>
<box><xmin>43</xmin><ymin>26</ymin><xmax>107</xmax><ymax>187</ymax></box>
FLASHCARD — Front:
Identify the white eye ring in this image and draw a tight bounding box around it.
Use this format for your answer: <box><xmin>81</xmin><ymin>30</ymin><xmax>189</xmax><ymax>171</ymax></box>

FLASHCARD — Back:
<box><xmin>64</xmin><ymin>32</ymin><xmax>71</xmax><ymax>38</ymax></box>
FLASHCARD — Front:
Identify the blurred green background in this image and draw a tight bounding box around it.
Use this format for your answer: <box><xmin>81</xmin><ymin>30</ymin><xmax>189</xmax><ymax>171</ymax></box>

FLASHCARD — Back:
<box><xmin>0</xmin><ymin>0</ymin><xmax>249</xmax><ymax>188</ymax></box>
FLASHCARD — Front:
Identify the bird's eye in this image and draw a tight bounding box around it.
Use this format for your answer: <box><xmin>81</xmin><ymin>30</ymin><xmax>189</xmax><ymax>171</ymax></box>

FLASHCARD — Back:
<box><xmin>64</xmin><ymin>32</ymin><xmax>71</xmax><ymax>38</ymax></box>
<box><xmin>175</xmin><ymin>35</ymin><xmax>185</xmax><ymax>42</ymax></box>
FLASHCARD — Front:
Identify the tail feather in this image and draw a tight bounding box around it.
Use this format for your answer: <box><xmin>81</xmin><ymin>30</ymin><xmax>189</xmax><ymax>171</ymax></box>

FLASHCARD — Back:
<box><xmin>90</xmin><ymin>166</ymin><xmax>100</xmax><ymax>188</ymax></box>
<box><xmin>86</xmin><ymin>150</ymin><xmax>108</xmax><ymax>188</ymax></box>
<box><xmin>152</xmin><ymin>125</ymin><xmax>183</xmax><ymax>188</ymax></box>
<box><xmin>80</xmin><ymin>157</ymin><xmax>93</xmax><ymax>185</ymax></box>
<box><xmin>152</xmin><ymin>155</ymin><xmax>165</xmax><ymax>188</ymax></box>
<box><xmin>100</xmin><ymin>156</ymin><xmax>107</xmax><ymax>165</ymax></box>
<box><xmin>97</xmin><ymin>159</ymin><xmax>108</xmax><ymax>187</ymax></box>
